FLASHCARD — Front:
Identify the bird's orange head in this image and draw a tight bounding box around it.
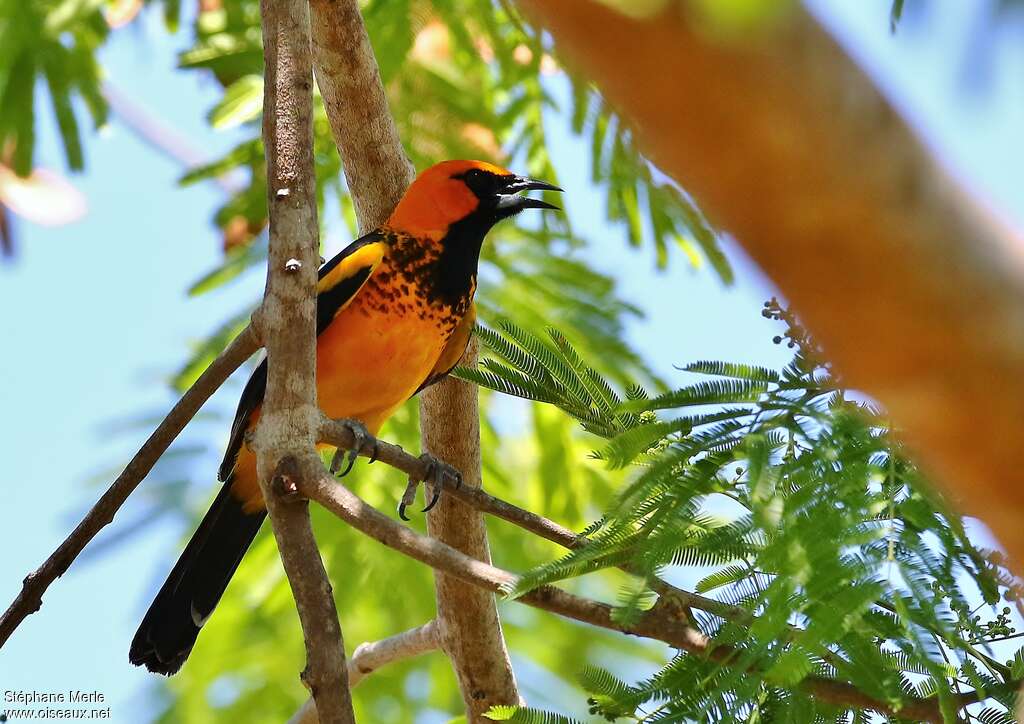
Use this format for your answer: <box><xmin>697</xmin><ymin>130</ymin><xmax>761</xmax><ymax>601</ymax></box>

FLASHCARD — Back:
<box><xmin>387</xmin><ymin>160</ymin><xmax>561</xmax><ymax>235</ymax></box>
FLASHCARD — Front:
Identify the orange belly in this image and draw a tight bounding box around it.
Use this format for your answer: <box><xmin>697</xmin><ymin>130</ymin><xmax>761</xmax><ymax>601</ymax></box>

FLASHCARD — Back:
<box><xmin>315</xmin><ymin>296</ymin><xmax>450</xmax><ymax>428</ymax></box>
<box><xmin>230</xmin><ymin>292</ymin><xmax>455</xmax><ymax>511</ymax></box>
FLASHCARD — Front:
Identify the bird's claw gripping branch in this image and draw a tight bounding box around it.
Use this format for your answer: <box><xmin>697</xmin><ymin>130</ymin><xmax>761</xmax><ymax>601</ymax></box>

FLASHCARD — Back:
<box><xmin>399</xmin><ymin>453</ymin><xmax>464</xmax><ymax>521</ymax></box>
<box><xmin>329</xmin><ymin>418</ymin><xmax>377</xmax><ymax>478</ymax></box>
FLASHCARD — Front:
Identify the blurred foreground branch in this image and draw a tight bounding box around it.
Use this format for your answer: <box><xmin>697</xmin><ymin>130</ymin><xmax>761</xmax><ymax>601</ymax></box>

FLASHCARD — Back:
<box><xmin>514</xmin><ymin>0</ymin><xmax>1024</xmax><ymax>568</ymax></box>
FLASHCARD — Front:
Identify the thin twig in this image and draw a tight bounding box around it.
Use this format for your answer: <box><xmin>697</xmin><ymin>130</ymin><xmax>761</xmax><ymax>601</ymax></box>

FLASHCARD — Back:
<box><xmin>347</xmin><ymin>620</ymin><xmax>440</xmax><ymax>687</ymax></box>
<box><xmin>253</xmin><ymin>0</ymin><xmax>354</xmax><ymax>720</ymax></box>
<box><xmin>0</xmin><ymin>326</ymin><xmax>259</xmax><ymax>648</ymax></box>
<box><xmin>322</xmin><ymin>417</ymin><xmax>748</xmax><ymax>625</ymax></box>
<box><xmin>289</xmin><ymin>621</ymin><xmax>440</xmax><ymax>724</ymax></box>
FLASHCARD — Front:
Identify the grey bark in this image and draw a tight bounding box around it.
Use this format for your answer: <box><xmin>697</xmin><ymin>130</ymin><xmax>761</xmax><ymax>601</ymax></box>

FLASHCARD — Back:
<box><xmin>253</xmin><ymin>0</ymin><xmax>354</xmax><ymax>721</ymax></box>
<box><xmin>306</xmin><ymin>1</ymin><xmax>520</xmax><ymax>719</ymax></box>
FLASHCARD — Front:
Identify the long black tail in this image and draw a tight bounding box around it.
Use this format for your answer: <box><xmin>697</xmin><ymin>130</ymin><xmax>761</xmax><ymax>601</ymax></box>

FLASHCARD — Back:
<box><xmin>129</xmin><ymin>478</ymin><xmax>265</xmax><ymax>675</ymax></box>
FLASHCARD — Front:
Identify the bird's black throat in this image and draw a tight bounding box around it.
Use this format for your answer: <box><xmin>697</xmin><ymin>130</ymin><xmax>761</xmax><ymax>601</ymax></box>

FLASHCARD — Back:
<box><xmin>428</xmin><ymin>207</ymin><xmax>499</xmax><ymax>310</ymax></box>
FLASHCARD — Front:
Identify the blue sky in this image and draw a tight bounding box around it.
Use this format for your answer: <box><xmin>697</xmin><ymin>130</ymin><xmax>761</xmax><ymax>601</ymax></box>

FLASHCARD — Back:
<box><xmin>1</xmin><ymin>1</ymin><xmax>1023</xmax><ymax>721</ymax></box>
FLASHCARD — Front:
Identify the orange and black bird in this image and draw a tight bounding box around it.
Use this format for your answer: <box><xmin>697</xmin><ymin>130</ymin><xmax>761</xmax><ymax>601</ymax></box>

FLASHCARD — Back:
<box><xmin>129</xmin><ymin>160</ymin><xmax>561</xmax><ymax>675</ymax></box>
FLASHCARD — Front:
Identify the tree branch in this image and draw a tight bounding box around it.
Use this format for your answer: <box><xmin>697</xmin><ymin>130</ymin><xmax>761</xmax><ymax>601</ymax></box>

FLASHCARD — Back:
<box><xmin>253</xmin><ymin>0</ymin><xmax>353</xmax><ymax>721</ymax></box>
<box><xmin>286</xmin><ymin>451</ymin><xmax>972</xmax><ymax>724</ymax></box>
<box><xmin>321</xmin><ymin>417</ymin><xmax>736</xmax><ymax>625</ymax></box>
<box><xmin>514</xmin><ymin>0</ymin><xmax>1024</xmax><ymax>570</ymax></box>
<box><xmin>289</xmin><ymin>621</ymin><xmax>440</xmax><ymax>724</ymax></box>
<box><xmin>347</xmin><ymin>620</ymin><xmax>439</xmax><ymax>687</ymax></box>
<box><xmin>0</xmin><ymin>325</ymin><xmax>259</xmax><ymax>649</ymax></box>
<box><xmin>307</xmin><ymin>1</ymin><xmax>519</xmax><ymax>718</ymax></box>
<box><xmin>308</xmin><ymin>0</ymin><xmax>414</xmax><ymax>232</ymax></box>
<box><xmin>421</xmin><ymin>340</ymin><xmax>521</xmax><ymax>716</ymax></box>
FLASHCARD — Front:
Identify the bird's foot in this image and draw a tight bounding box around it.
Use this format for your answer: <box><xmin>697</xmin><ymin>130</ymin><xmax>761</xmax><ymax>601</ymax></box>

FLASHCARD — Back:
<box><xmin>329</xmin><ymin>419</ymin><xmax>378</xmax><ymax>478</ymax></box>
<box><xmin>398</xmin><ymin>453</ymin><xmax>463</xmax><ymax>521</ymax></box>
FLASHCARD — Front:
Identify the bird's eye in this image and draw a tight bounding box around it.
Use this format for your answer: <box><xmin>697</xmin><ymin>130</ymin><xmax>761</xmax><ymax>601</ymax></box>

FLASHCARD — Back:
<box><xmin>459</xmin><ymin>167</ymin><xmax>491</xmax><ymax>196</ymax></box>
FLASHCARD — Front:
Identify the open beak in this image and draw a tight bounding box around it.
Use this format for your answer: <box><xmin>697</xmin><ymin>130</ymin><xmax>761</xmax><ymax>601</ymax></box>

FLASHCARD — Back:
<box><xmin>497</xmin><ymin>175</ymin><xmax>563</xmax><ymax>212</ymax></box>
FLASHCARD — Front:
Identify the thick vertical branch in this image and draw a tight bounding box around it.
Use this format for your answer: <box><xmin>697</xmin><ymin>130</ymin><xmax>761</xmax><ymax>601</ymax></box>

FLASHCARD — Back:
<box><xmin>255</xmin><ymin>1</ymin><xmax>354</xmax><ymax>721</ymax></box>
<box><xmin>308</xmin><ymin>0</ymin><xmax>413</xmax><ymax>231</ymax></box>
<box><xmin>421</xmin><ymin>340</ymin><xmax>521</xmax><ymax>718</ymax></box>
<box><xmin>308</xmin><ymin>1</ymin><xmax>520</xmax><ymax>718</ymax></box>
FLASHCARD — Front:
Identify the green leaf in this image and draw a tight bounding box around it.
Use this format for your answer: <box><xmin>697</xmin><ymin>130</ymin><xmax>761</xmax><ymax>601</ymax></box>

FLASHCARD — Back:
<box><xmin>44</xmin><ymin>55</ymin><xmax>84</xmax><ymax>170</ymax></box>
<box><xmin>579</xmin><ymin>666</ymin><xmax>639</xmax><ymax>719</ymax></box>
<box><xmin>764</xmin><ymin>647</ymin><xmax>815</xmax><ymax>686</ymax></box>
<box><xmin>3</xmin><ymin>52</ymin><xmax>37</xmax><ymax>176</ymax></box>
<box><xmin>683</xmin><ymin>360</ymin><xmax>781</xmax><ymax>384</ymax></box>
<box><xmin>622</xmin><ymin>379</ymin><xmax>770</xmax><ymax>412</ymax></box>
<box><xmin>483</xmin><ymin>706</ymin><xmax>583</xmax><ymax>724</ymax></box>
<box><xmin>890</xmin><ymin>0</ymin><xmax>906</xmax><ymax>32</ymax></box>
<box><xmin>179</xmin><ymin>138</ymin><xmax>261</xmax><ymax>185</ymax></box>
<box><xmin>976</xmin><ymin>708</ymin><xmax>1015</xmax><ymax>724</ymax></box>
<box><xmin>600</xmin><ymin>419</ymin><xmax>690</xmax><ymax>469</ymax></box>
<box><xmin>44</xmin><ymin>0</ymin><xmax>103</xmax><ymax>36</ymax></box>
<box><xmin>163</xmin><ymin>0</ymin><xmax>182</xmax><ymax>32</ymax></box>
<box><xmin>208</xmin><ymin>74</ymin><xmax>263</xmax><ymax>130</ymax></box>
<box><xmin>695</xmin><ymin>564</ymin><xmax>751</xmax><ymax>593</ymax></box>
<box><xmin>187</xmin><ymin>242</ymin><xmax>266</xmax><ymax>297</ymax></box>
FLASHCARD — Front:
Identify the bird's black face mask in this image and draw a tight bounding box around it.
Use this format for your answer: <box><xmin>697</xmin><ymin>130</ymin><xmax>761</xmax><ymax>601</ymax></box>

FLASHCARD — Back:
<box><xmin>457</xmin><ymin>167</ymin><xmax>562</xmax><ymax>221</ymax></box>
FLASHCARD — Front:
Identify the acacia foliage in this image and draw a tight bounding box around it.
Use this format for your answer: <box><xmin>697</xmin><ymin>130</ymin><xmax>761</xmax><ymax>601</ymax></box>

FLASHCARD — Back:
<box><xmin>457</xmin><ymin>302</ymin><xmax>1024</xmax><ymax>722</ymax></box>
